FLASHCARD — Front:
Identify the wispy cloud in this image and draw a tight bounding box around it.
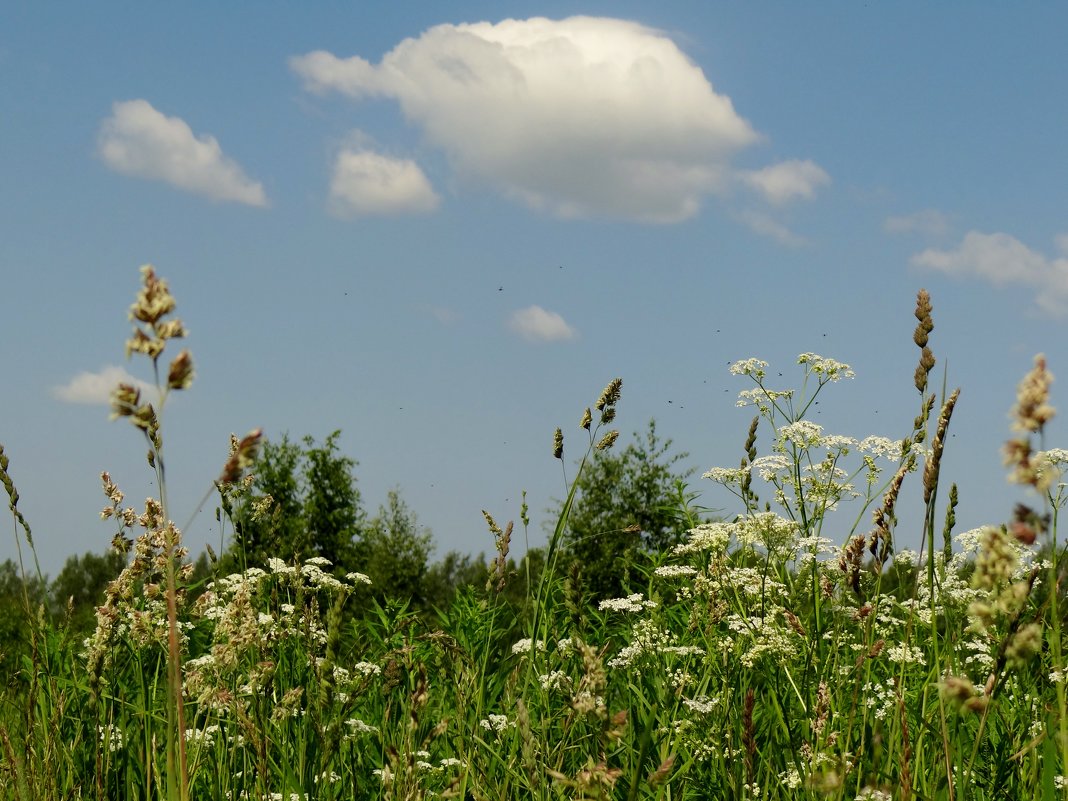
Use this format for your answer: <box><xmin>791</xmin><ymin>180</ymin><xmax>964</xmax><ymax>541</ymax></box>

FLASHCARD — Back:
<box><xmin>53</xmin><ymin>365</ymin><xmax>155</xmax><ymax>406</ymax></box>
<box><xmin>329</xmin><ymin>148</ymin><xmax>439</xmax><ymax>217</ymax></box>
<box><xmin>884</xmin><ymin>209</ymin><xmax>951</xmax><ymax>237</ymax></box>
<box><xmin>292</xmin><ymin>17</ymin><xmax>763</xmax><ymax>223</ymax></box>
<box><xmin>739</xmin><ymin>159</ymin><xmax>830</xmax><ymax>205</ymax></box>
<box><xmin>734</xmin><ymin>209</ymin><xmax>807</xmax><ymax>247</ymax></box>
<box><xmin>428</xmin><ymin>306</ymin><xmax>460</xmax><ymax>325</ymax></box>
<box><xmin>97</xmin><ymin>99</ymin><xmax>267</xmax><ymax>206</ymax></box>
<box><xmin>508</xmin><ymin>306</ymin><xmax>577</xmax><ymax>342</ymax></box>
<box><xmin>912</xmin><ymin>231</ymin><xmax>1068</xmax><ymax>315</ymax></box>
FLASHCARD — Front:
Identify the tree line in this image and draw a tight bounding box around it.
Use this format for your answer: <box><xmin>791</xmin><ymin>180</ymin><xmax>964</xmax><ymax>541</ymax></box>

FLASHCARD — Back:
<box><xmin>0</xmin><ymin>420</ymin><xmax>696</xmax><ymax>679</ymax></box>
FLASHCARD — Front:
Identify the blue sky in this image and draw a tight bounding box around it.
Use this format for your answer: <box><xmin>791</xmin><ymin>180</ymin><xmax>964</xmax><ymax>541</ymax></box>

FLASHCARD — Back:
<box><xmin>2</xmin><ymin>2</ymin><xmax>1066</xmax><ymax>577</ymax></box>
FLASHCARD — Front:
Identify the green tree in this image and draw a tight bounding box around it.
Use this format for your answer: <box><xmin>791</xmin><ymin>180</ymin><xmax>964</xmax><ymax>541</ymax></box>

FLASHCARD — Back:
<box><xmin>556</xmin><ymin>419</ymin><xmax>694</xmax><ymax>601</ymax></box>
<box><xmin>49</xmin><ymin>549</ymin><xmax>127</xmax><ymax>634</ymax></box>
<box><xmin>0</xmin><ymin>560</ymin><xmax>46</xmax><ymax>679</ymax></box>
<box><xmin>356</xmin><ymin>489</ymin><xmax>433</xmax><ymax>607</ymax></box>
<box><xmin>224</xmin><ymin>430</ymin><xmax>364</xmax><ymax>574</ymax></box>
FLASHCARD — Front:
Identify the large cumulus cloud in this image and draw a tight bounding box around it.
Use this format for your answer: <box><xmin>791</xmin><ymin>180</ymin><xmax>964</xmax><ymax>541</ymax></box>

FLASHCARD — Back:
<box><xmin>291</xmin><ymin>17</ymin><xmax>764</xmax><ymax>223</ymax></box>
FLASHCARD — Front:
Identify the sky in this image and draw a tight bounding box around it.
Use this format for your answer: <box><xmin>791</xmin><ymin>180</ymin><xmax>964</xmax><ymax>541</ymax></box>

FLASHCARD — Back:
<box><xmin>2</xmin><ymin>2</ymin><xmax>1067</xmax><ymax>578</ymax></box>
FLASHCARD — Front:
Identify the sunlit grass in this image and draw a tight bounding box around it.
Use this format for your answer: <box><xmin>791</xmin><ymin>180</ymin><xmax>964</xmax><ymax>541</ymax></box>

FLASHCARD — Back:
<box><xmin>0</xmin><ymin>268</ymin><xmax>1064</xmax><ymax>799</ymax></box>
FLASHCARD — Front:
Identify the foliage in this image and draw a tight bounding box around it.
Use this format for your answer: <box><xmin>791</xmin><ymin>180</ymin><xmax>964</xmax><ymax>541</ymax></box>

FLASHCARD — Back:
<box><xmin>556</xmin><ymin>419</ymin><xmax>696</xmax><ymax>601</ymax></box>
<box><xmin>354</xmin><ymin>489</ymin><xmax>434</xmax><ymax>607</ymax></box>
<box><xmin>224</xmin><ymin>430</ymin><xmax>365</xmax><ymax>574</ymax></box>
<box><xmin>1</xmin><ymin>271</ymin><xmax>1067</xmax><ymax>800</ymax></box>
<box><xmin>49</xmin><ymin>550</ymin><xmax>129</xmax><ymax>633</ymax></box>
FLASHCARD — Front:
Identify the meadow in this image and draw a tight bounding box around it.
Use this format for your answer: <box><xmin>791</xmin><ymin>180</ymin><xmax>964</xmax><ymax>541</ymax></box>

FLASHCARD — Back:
<box><xmin>0</xmin><ymin>266</ymin><xmax>1064</xmax><ymax>800</ymax></box>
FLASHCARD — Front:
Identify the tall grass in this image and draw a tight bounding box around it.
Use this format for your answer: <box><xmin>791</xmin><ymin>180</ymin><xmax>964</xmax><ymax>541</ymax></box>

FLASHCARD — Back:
<box><xmin>0</xmin><ymin>267</ymin><xmax>1065</xmax><ymax>799</ymax></box>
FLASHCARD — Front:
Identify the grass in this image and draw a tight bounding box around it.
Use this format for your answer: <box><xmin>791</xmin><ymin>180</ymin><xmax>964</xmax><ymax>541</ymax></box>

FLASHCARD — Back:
<box><xmin>0</xmin><ymin>268</ymin><xmax>1065</xmax><ymax>799</ymax></box>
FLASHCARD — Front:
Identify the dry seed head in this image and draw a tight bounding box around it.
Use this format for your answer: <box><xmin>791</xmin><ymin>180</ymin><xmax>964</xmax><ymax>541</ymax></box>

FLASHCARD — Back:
<box><xmin>219</xmin><ymin>429</ymin><xmax>263</xmax><ymax>484</ymax></box>
<box><xmin>923</xmin><ymin>388</ymin><xmax>960</xmax><ymax>504</ymax></box>
<box><xmin>580</xmin><ymin>407</ymin><xmax>592</xmax><ymax>430</ymax></box>
<box><xmin>154</xmin><ymin>319</ymin><xmax>187</xmax><ymax>341</ymax></box>
<box><xmin>130</xmin><ymin>265</ymin><xmax>176</xmax><ymax>325</ymax></box>
<box><xmin>553</xmin><ymin>427</ymin><xmax>564</xmax><ymax>459</ymax></box>
<box><xmin>109</xmin><ymin>383</ymin><xmax>142</xmax><ymax>420</ymax></box>
<box><xmin>595</xmin><ymin>378</ymin><xmax>622</xmax><ymax>411</ymax></box>
<box><xmin>481</xmin><ymin>509</ymin><xmax>503</xmax><ymax>537</ymax></box>
<box><xmin>167</xmin><ymin>349</ymin><xmax>195</xmax><ymax>391</ymax></box>
<box><xmin>125</xmin><ymin>328</ymin><xmax>164</xmax><ymax>360</ymax></box>
<box><xmin>595</xmin><ymin>430</ymin><xmax>620</xmax><ymax>451</ymax></box>
<box><xmin>1006</xmin><ymin>621</ymin><xmax>1043</xmax><ymax>667</ymax></box>
<box><xmin>647</xmin><ymin>755</ymin><xmax>675</xmax><ymax>787</ymax></box>
<box><xmin>1011</xmin><ymin>354</ymin><xmax>1055</xmax><ymax>434</ymax></box>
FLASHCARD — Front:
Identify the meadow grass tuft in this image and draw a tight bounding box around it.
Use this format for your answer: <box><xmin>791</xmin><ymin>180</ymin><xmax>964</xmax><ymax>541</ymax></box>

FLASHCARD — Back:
<box><xmin>0</xmin><ymin>274</ymin><xmax>1065</xmax><ymax>799</ymax></box>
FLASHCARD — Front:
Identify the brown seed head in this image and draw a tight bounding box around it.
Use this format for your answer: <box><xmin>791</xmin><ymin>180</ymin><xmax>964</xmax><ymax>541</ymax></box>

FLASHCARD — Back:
<box><xmin>553</xmin><ymin>427</ymin><xmax>564</xmax><ymax>459</ymax></box>
<box><xmin>1011</xmin><ymin>354</ymin><xmax>1055</xmax><ymax>434</ymax></box>
<box><xmin>167</xmin><ymin>349</ymin><xmax>195</xmax><ymax>391</ymax></box>
<box><xmin>219</xmin><ymin>429</ymin><xmax>263</xmax><ymax>484</ymax></box>
<box><xmin>129</xmin><ymin>265</ymin><xmax>176</xmax><ymax>325</ymax></box>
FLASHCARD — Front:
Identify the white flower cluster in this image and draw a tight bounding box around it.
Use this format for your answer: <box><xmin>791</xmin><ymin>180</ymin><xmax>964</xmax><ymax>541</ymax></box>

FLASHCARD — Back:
<box><xmin>797</xmin><ymin>352</ymin><xmax>855</xmax><ymax>381</ymax></box>
<box><xmin>511</xmin><ymin>638</ymin><xmax>546</xmax><ymax>655</ymax></box>
<box><xmin>479</xmin><ymin>714</ymin><xmax>514</xmax><ymax>733</ymax></box>
<box><xmin>729</xmin><ymin>358</ymin><xmax>769</xmax><ymax>379</ymax></box>
<box><xmin>598</xmin><ymin>593</ymin><xmax>657</xmax><ymax>613</ymax></box>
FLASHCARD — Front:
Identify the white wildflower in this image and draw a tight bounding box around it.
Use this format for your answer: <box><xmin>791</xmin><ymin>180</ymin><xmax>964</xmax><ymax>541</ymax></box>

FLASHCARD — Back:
<box><xmin>598</xmin><ymin>593</ymin><xmax>657</xmax><ymax>613</ymax></box>
<box><xmin>796</xmin><ymin>353</ymin><xmax>855</xmax><ymax>381</ymax></box>
<box><xmin>654</xmin><ymin>565</ymin><xmax>698</xmax><ymax>578</ymax></box>
<box><xmin>730</xmin><ymin>358</ymin><xmax>769</xmax><ymax>379</ymax></box>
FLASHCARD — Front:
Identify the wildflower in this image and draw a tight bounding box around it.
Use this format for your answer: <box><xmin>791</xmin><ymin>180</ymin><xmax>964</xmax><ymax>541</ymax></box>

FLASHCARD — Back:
<box><xmin>730</xmin><ymin>357</ymin><xmax>769</xmax><ymax>379</ymax></box>
<box><xmin>511</xmin><ymin>638</ymin><xmax>545</xmax><ymax>655</ymax></box>
<box><xmin>479</xmin><ymin>714</ymin><xmax>512</xmax><ymax>732</ymax></box>
<box><xmin>653</xmin><ymin>565</ymin><xmax>697</xmax><ymax>578</ymax></box>
<box><xmin>780</xmin><ymin>420</ymin><xmax>824</xmax><ymax>448</ymax></box>
<box><xmin>598</xmin><ymin>593</ymin><xmax>656</xmax><ymax>613</ymax></box>
<box><xmin>796</xmin><ymin>353</ymin><xmax>855</xmax><ymax>381</ymax></box>
<box><xmin>702</xmin><ymin>465</ymin><xmax>749</xmax><ymax>485</ymax></box>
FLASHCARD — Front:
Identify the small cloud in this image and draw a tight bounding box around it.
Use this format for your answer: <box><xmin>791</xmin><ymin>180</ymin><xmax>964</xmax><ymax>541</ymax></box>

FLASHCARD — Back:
<box><xmin>97</xmin><ymin>99</ymin><xmax>267</xmax><ymax>206</ymax></box>
<box><xmin>739</xmin><ymin>159</ymin><xmax>830</xmax><ymax>205</ymax></box>
<box><xmin>884</xmin><ymin>209</ymin><xmax>951</xmax><ymax>237</ymax></box>
<box><xmin>53</xmin><ymin>366</ymin><xmax>154</xmax><ymax>406</ymax></box>
<box><xmin>428</xmin><ymin>306</ymin><xmax>460</xmax><ymax>325</ymax></box>
<box><xmin>508</xmin><ymin>306</ymin><xmax>577</xmax><ymax>342</ymax></box>
<box><xmin>328</xmin><ymin>148</ymin><xmax>439</xmax><ymax>217</ymax></box>
<box><xmin>912</xmin><ymin>230</ymin><xmax>1068</xmax><ymax>316</ymax></box>
<box><xmin>734</xmin><ymin>209</ymin><xmax>806</xmax><ymax>247</ymax></box>
<box><xmin>292</xmin><ymin>17</ymin><xmax>761</xmax><ymax>223</ymax></box>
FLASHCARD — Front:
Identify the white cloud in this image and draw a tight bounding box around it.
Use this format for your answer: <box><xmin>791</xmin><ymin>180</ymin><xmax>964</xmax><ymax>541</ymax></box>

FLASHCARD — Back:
<box><xmin>291</xmin><ymin>16</ymin><xmax>761</xmax><ymax>223</ymax></box>
<box><xmin>884</xmin><ymin>209</ymin><xmax>951</xmax><ymax>237</ymax></box>
<box><xmin>97</xmin><ymin>99</ymin><xmax>267</xmax><ymax>206</ymax></box>
<box><xmin>508</xmin><ymin>306</ymin><xmax>577</xmax><ymax>342</ymax></box>
<box><xmin>739</xmin><ymin>159</ymin><xmax>830</xmax><ymax>205</ymax></box>
<box><xmin>53</xmin><ymin>366</ymin><xmax>155</xmax><ymax>406</ymax></box>
<box><xmin>734</xmin><ymin>209</ymin><xmax>806</xmax><ymax>247</ymax></box>
<box><xmin>912</xmin><ymin>231</ymin><xmax>1068</xmax><ymax>315</ymax></box>
<box><xmin>329</xmin><ymin>148</ymin><xmax>439</xmax><ymax>217</ymax></box>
